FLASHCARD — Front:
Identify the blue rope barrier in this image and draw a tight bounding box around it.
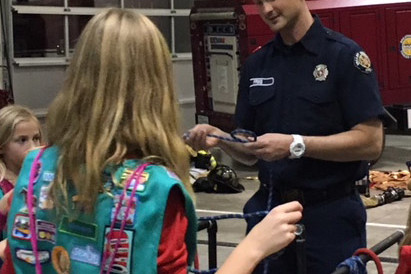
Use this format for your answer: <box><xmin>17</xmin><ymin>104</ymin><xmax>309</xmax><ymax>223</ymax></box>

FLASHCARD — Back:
<box><xmin>336</xmin><ymin>256</ymin><xmax>366</xmax><ymax>274</ymax></box>
<box><xmin>183</xmin><ymin>129</ymin><xmax>257</xmax><ymax>143</ymax></box>
<box><xmin>198</xmin><ymin>211</ymin><xmax>269</xmax><ymax>221</ymax></box>
<box><xmin>188</xmin><ymin>267</ymin><xmax>218</xmax><ymax>274</ymax></box>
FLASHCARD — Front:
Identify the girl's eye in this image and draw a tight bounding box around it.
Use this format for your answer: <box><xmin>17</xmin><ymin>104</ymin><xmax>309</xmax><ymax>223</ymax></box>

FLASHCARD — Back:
<box><xmin>18</xmin><ymin>137</ymin><xmax>28</xmax><ymax>144</ymax></box>
<box><xmin>34</xmin><ymin>136</ymin><xmax>41</xmax><ymax>142</ymax></box>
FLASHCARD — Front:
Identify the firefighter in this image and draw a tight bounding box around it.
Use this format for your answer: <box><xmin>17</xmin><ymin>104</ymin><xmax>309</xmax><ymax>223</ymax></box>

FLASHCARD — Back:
<box><xmin>185</xmin><ymin>0</ymin><xmax>384</xmax><ymax>273</ymax></box>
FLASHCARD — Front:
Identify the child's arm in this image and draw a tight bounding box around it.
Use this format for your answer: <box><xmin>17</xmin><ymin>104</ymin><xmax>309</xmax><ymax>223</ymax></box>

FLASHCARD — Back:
<box><xmin>216</xmin><ymin>202</ymin><xmax>303</xmax><ymax>274</ymax></box>
<box><xmin>158</xmin><ymin>187</ymin><xmax>189</xmax><ymax>274</ymax></box>
<box><xmin>0</xmin><ymin>239</ymin><xmax>7</xmax><ymax>261</ymax></box>
<box><xmin>0</xmin><ymin>240</ymin><xmax>16</xmax><ymax>274</ymax></box>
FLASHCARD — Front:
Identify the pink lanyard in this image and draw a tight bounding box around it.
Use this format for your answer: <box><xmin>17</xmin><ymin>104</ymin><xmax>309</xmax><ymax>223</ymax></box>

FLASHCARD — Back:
<box><xmin>27</xmin><ymin>147</ymin><xmax>47</xmax><ymax>274</ymax></box>
<box><xmin>101</xmin><ymin>162</ymin><xmax>150</xmax><ymax>274</ymax></box>
<box><xmin>28</xmin><ymin>149</ymin><xmax>149</xmax><ymax>274</ymax></box>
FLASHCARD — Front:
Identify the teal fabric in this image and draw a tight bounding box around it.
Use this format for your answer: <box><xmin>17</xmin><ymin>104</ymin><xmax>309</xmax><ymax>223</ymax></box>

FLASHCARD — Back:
<box><xmin>0</xmin><ymin>178</ymin><xmax>13</xmax><ymax>240</ymax></box>
<box><xmin>7</xmin><ymin>146</ymin><xmax>197</xmax><ymax>273</ymax></box>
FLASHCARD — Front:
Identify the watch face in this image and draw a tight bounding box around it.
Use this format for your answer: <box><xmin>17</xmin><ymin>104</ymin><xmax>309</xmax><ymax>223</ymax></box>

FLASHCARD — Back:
<box><xmin>290</xmin><ymin>135</ymin><xmax>305</xmax><ymax>159</ymax></box>
<box><xmin>294</xmin><ymin>144</ymin><xmax>304</xmax><ymax>155</ymax></box>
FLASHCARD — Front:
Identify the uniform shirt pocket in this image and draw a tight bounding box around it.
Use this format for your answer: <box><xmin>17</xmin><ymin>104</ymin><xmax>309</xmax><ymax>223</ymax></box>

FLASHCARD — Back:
<box><xmin>296</xmin><ymin>87</ymin><xmax>343</xmax><ymax>134</ymax></box>
<box><xmin>249</xmin><ymin>85</ymin><xmax>276</xmax><ymax>106</ymax></box>
<box><xmin>298</xmin><ymin>87</ymin><xmax>335</xmax><ymax>104</ymax></box>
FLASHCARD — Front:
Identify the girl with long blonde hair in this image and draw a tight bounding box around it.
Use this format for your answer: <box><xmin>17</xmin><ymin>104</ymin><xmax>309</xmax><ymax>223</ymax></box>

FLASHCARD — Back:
<box><xmin>5</xmin><ymin>9</ymin><xmax>196</xmax><ymax>274</ymax></box>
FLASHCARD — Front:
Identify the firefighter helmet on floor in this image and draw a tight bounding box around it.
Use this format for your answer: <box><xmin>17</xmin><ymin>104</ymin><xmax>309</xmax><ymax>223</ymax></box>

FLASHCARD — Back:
<box><xmin>207</xmin><ymin>164</ymin><xmax>245</xmax><ymax>193</ymax></box>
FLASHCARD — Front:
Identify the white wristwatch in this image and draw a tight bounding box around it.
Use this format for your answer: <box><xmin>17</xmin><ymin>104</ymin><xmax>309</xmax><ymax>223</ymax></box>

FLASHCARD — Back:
<box><xmin>289</xmin><ymin>134</ymin><xmax>305</xmax><ymax>159</ymax></box>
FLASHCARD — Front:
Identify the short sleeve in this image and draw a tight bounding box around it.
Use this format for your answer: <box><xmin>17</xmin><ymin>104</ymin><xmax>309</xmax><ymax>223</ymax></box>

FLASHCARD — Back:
<box><xmin>336</xmin><ymin>46</ymin><xmax>384</xmax><ymax>128</ymax></box>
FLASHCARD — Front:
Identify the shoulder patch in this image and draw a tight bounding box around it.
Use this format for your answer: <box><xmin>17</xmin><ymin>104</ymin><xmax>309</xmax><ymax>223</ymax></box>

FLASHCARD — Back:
<box><xmin>354</xmin><ymin>51</ymin><xmax>372</xmax><ymax>74</ymax></box>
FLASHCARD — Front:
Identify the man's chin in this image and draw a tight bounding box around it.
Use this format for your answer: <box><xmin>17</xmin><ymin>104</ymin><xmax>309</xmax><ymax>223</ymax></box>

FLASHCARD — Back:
<box><xmin>266</xmin><ymin>19</ymin><xmax>284</xmax><ymax>32</ymax></box>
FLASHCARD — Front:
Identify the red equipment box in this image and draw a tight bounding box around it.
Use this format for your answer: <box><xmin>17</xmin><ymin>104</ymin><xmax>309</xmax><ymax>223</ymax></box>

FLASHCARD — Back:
<box><xmin>190</xmin><ymin>0</ymin><xmax>411</xmax><ymax>132</ymax></box>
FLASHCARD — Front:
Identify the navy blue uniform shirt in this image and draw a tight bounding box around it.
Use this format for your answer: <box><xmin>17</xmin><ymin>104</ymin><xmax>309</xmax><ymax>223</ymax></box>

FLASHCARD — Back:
<box><xmin>235</xmin><ymin>16</ymin><xmax>384</xmax><ymax>190</ymax></box>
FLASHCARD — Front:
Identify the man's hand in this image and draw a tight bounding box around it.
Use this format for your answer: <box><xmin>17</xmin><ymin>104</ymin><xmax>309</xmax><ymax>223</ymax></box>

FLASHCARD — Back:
<box><xmin>245</xmin><ymin>133</ymin><xmax>293</xmax><ymax>161</ymax></box>
<box><xmin>183</xmin><ymin>124</ymin><xmax>227</xmax><ymax>151</ymax></box>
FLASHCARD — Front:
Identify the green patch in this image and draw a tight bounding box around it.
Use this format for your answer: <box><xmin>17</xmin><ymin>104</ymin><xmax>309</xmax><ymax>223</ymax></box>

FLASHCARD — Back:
<box><xmin>58</xmin><ymin>216</ymin><xmax>97</xmax><ymax>241</ymax></box>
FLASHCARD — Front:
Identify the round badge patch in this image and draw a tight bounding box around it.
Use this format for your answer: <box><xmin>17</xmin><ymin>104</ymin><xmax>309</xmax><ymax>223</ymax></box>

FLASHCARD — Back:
<box><xmin>52</xmin><ymin>246</ymin><xmax>70</xmax><ymax>274</ymax></box>
<box><xmin>313</xmin><ymin>64</ymin><xmax>329</xmax><ymax>81</ymax></box>
<box><xmin>400</xmin><ymin>35</ymin><xmax>411</xmax><ymax>59</ymax></box>
<box><xmin>354</xmin><ymin>51</ymin><xmax>372</xmax><ymax>74</ymax></box>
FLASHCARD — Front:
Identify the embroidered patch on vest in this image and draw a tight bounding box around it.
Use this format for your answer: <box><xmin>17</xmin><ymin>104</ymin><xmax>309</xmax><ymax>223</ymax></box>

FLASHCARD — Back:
<box><xmin>58</xmin><ymin>217</ymin><xmax>98</xmax><ymax>241</ymax></box>
<box><xmin>12</xmin><ymin>214</ymin><xmax>31</xmax><ymax>240</ymax></box>
<box><xmin>36</xmin><ymin>220</ymin><xmax>56</xmax><ymax>244</ymax></box>
<box><xmin>42</xmin><ymin>171</ymin><xmax>55</xmax><ymax>182</ymax></box>
<box><xmin>103</xmin><ymin>227</ymin><xmax>134</xmax><ymax>274</ymax></box>
<box><xmin>52</xmin><ymin>246</ymin><xmax>70</xmax><ymax>273</ymax></box>
<box><xmin>39</xmin><ymin>185</ymin><xmax>53</xmax><ymax>210</ymax></box>
<box><xmin>111</xmin><ymin>193</ymin><xmax>137</xmax><ymax>227</ymax></box>
<box><xmin>16</xmin><ymin>248</ymin><xmax>50</xmax><ymax>265</ymax></box>
<box><xmin>127</xmin><ymin>176</ymin><xmax>148</xmax><ymax>192</ymax></box>
<box><xmin>120</xmin><ymin>169</ymin><xmax>149</xmax><ymax>192</ymax></box>
<box><xmin>71</xmin><ymin>245</ymin><xmax>101</xmax><ymax>266</ymax></box>
<box><xmin>354</xmin><ymin>51</ymin><xmax>372</xmax><ymax>74</ymax></box>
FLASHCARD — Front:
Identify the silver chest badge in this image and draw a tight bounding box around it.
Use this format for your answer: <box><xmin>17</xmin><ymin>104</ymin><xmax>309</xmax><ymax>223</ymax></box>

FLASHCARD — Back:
<box><xmin>313</xmin><ymin>64</ymin><xmax>328</xmax><ymax>81</ymax></box>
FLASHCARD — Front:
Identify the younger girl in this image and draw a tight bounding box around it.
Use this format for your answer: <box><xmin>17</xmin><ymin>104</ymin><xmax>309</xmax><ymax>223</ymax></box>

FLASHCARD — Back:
<box><xmin>0</xmin><ymin>105</ymin><xmax>42</xmax><ymax>223</ymax></box>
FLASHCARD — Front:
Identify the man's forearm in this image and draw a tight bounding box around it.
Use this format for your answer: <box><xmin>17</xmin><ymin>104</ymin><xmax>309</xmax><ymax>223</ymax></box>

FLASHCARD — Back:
<box><xmin>219</xmin><ymin>141</ymin><xmax>258</xmax><ymax>166</ymax></box>
<box><xmin>303</xmin><ymin>119</ymin><xmax>383</xmax><ymax>162</ymax></box>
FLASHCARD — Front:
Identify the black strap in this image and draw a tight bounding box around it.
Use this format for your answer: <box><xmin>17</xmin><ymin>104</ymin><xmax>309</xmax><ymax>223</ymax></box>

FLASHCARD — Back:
<box><xmin>278</xmin><ymin>183</ymin><xmax>355</xmax><ymax>207</ymax></box>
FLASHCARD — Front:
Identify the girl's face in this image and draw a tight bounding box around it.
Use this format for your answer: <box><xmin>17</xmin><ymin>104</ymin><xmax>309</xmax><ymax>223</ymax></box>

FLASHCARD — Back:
<box><xmin>0</xmin><ymin>119</ymin><xmax>41</xmax><ymax>176</ymax></box>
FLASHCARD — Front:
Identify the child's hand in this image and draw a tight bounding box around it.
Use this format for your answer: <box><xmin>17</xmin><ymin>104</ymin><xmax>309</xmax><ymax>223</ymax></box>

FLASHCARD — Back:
<box><xmin>0</xmin><ymin>239</ymin><xmax>7</xmax><ymax>260</ymax></box>
<box><xmin>245</xmin><ymin>201</ymin><xmax>303</xmax><ymax>258</ymax></box>
<box><xmin>0</xmin><ymin>190</ymin><xmax>14</xmax><ymax>215</ymax></box>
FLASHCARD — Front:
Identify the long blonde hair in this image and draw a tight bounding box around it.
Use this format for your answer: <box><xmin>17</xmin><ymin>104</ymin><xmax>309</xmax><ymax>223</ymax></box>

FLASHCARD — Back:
<box><xmin>0</xmin><ymin>104</ymin><xmax>41</xmax><ymax>181</ymax></box>
<box><xmin>47</xmin><ymin>8</ymin><xmax>192</xmax><ymax>213</ymax></box>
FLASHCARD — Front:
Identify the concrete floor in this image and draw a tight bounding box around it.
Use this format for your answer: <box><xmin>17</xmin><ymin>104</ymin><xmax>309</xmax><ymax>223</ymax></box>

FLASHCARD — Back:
<box><xmin>195</xmin><ymin>134</ymin><xmax>411</xmax><ymax>274</ymax></box>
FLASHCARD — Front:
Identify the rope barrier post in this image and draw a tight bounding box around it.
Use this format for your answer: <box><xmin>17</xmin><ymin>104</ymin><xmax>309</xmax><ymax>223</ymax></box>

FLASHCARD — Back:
<box><xmin>367</xmin><ymin>230</ymin><xmax>404</xmax><ymax>255</ymax></box>
<box><xmin>331</xmin><ymin>230</ymin><xmax>405</xmax><ymax>274</ymax></box>
<box><xmin>207</xmin><ymin>220</ymin><xmax>218</xmax><ymax>269</ymax></box>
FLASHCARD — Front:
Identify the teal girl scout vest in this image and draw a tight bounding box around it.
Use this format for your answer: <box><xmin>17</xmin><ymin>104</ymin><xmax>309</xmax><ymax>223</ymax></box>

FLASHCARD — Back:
<box><xmin>7</xmin><ymin>146</ymin><xmax>197</xmax><ymax>273</ymax></box>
